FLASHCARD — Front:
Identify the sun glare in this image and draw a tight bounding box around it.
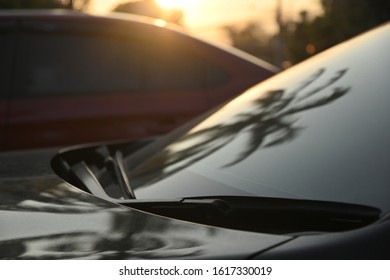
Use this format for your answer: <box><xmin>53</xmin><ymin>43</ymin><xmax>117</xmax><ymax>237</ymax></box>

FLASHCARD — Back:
<box><xmin>156</xmin><ymin>0</ymin><xmax>189</xmax><ymax>10</ymax></box>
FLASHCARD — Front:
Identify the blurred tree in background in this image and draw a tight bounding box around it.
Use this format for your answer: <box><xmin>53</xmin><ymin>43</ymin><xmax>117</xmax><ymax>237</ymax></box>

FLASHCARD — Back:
<box><xmin>286</xmin><ymin>0</ymin><xmax>390</xmax><ymax>65</ymax></box>
<box><xmin>0</xmin><ymin>0</ymin><xmax>90</xmax><ymax>10</ymax></box>
<box><xmin>113</xmin><ymin>0</ymin><xmax>183</xmax><ymax>25</ymax></box>
<box><xmin>224</xmin><ymin>22</ymin><xmax>275</xmax><ymax>64</ymax></box>
<box><xmin>225</xmin><ymin>0</ymin><xmax>390</xmax><ymax>68</ymax></box>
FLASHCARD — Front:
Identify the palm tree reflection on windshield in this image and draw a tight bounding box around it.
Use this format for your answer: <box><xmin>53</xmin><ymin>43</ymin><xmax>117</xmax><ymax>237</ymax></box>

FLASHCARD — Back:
<box><xmin>130</xmin><ymin>68</ymin><xmax>350</xmax><ymax>186</ymax></box>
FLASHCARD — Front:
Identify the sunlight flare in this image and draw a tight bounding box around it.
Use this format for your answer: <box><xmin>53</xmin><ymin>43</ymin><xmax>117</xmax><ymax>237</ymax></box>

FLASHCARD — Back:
<box><xmin>156</xmin><ymin>0</ymin><xmax>191</xmax><ymax>10</ymax></box>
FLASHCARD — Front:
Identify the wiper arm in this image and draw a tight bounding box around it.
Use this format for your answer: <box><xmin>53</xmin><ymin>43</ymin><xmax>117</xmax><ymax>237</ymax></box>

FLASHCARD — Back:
<box><xmin>52</xmin><ymin>147</ymin><xmax>381</xmax><ymax>235</ymax></box>
<box><xmin>104</xmin><ymin>151</ymin><xmax>135</xmax><ymax>199</ymax></box>
<box><xmin>121</xmin><ymin>196</ymin><xmax>381</xmax><ymax>234</ymax></box>
<box><xmin>68</xmin><ymin>156</ymin><xmax>136</xmax><ymax>201</ymax></box>
<box><xmin>56</xmin><ymin>147</ymin><xmax>136</xmax><ymax>200</ymax></box>
<box><xmin>52</xmin><ymin>140</ymin><xmax>161</xmax><ymax>200</ymax></box>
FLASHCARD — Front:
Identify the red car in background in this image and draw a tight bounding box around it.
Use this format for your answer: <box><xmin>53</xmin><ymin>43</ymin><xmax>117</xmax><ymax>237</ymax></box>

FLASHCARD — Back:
<box><xmin>0</xmin><ymin>10</ymin><xmax>277</xmax><ymax>151</ymax></box>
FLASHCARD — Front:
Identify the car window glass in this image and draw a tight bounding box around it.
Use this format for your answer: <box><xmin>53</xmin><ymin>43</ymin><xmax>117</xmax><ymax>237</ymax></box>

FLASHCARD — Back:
<box><xmin>206</xmin><ymin>62</ymin><xmax>230</xmax><ymax>88</ymax></box>
<box><xmin>16</xmin><ymin>24</ymin><xmax>229</xmax><ymax>96</ymax></box>
<box><xmin>0</xmin><ymin>30</ymin><xmax>6</xmax><ymax>98</ymax></box>
<box><xmin>143</xmin><ymin>44</ymin><xmax>206</xmax><ymax>91</ymax></box>
<box><xmin>142</xmin><ymin>43</ymin><xmax>228</xmax><ymax>91</ymax></box>
<box><xmin>0</xmin><ymin>21</ymin><xmax>14</xmax><ymax>98</ymax></box>
<box><xmin>16</xmin><ymin>30</ymin><xmax>141</xmax><ymax>96</ymax></box>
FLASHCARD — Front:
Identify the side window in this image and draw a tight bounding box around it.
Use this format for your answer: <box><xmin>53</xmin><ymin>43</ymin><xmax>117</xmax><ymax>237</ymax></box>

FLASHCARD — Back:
<box><xmin>143</xmin><ymin>44</ymin><xmax>207</xmax><ymax>90</ymax></box>
<box><xmin>141</xmin><ymin>34</ymin><xmax>229</xmax><ymax>91</ymax></box>
<box><xmin>16</xmin><ymin>28</ymin><xmax>142</xmax><ymax>96</ymax></box>
<box><xmin>15</xmin><ymin>21</ymin><xmax>230</xmax><ymax>97</ymax></box>
<box><xmin>0</xmin><ymin>30</ymin><xmax>6</xmax><ymax>98</ymax></box>
<box><xmin>0</xmin><ymin>21</ymin><xmax>15</xmax><ymax>99</ymax></box>
<box><xmin>206</xmin><ymin>62</ymin><xmax>230</xmax><ymax>88</ymax></box>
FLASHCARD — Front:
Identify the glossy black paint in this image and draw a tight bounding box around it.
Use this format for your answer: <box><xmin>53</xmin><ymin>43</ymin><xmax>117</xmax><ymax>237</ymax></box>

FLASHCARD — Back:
<box><xmin>0</xmin><ymin>148</ymin><xmax>291</xmax><ymax>259</ymax></box>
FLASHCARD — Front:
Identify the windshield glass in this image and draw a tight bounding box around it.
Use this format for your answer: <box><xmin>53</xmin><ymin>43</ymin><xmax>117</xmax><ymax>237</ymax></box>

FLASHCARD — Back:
<box><xmin>126</xmin><ymin>24</ymin><xmax>390</xmax><ymax>213</ymax></box>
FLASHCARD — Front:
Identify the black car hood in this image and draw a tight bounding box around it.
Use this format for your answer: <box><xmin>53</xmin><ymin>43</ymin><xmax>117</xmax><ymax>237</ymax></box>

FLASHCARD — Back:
<box><xmin>0</xmin><ymin>148</ymin><xmax>291</xmax><ymax>259</ymax></box>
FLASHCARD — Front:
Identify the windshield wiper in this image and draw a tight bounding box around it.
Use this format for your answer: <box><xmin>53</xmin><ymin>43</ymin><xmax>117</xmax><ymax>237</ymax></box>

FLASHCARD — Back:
<box><xmin>53</xmin><ymin>145</ymin><xmax>136</xmax><ymax>200</ymax></box>
<box><xmin>67</xmin><ymin>154</ymin><xmax>135</xmax><ymax>201</ymax></box>
<box><xmin>104</xmin><ymin>150</ymin><xmax>135</xmax><ymax>199</ymax></box>
<box><xmin>52</xmin><ymin>148</ymin><xmax>381</xmax><ymax>235</ymax></box>
<box><xmin>121</xmin><ymin>196</ymin><xmax>381</xmax><ymax>234</ymax></box>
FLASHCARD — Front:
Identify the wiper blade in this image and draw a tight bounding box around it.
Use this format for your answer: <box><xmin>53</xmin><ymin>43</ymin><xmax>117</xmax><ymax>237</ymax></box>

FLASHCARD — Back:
<box><xmin>52</xmin><ymin>146</ymin><xmax>382</xmax><ymax>235</ymax></box>
<box><xmin>122</xmin><ymin>196</ymin><xmax>381</xmax><ymax>234</ymax></box>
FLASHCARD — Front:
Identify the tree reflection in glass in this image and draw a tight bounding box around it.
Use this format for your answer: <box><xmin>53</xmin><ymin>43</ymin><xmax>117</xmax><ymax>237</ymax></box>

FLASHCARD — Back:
<box><xmin>129</xmin><ymin>68</ymin><xmax>350</xmax><ymax>187</ymax></box>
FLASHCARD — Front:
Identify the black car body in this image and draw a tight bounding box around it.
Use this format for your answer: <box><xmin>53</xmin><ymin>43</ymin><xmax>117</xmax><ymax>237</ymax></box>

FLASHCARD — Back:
<box><xmin>0</xmin><ymin>23</ymin><xmax>390</xmax><ymax>259</ymax></box>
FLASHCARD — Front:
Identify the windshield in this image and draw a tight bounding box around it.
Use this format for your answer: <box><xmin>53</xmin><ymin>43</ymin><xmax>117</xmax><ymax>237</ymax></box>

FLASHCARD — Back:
<box><xmin>125</xmin><ymin>24</ymin><xmax>390</xmax><ymax>213</ymax></box>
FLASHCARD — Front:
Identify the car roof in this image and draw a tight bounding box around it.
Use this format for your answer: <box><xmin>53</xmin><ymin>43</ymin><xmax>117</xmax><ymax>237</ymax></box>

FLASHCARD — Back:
<box><xmin>0</xmin><ymin>9</ymin><xmax>279</xmax><ymax>72</ymax></box>
<box><xmin>0</xmin><ymin>8</ymin><xmax>174</xmax><ymax>27</ymax></box>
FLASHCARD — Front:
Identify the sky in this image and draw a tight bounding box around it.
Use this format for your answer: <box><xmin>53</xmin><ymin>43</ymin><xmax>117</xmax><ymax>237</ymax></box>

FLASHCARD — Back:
<box><xmin>88</xmin><ymin>0</ymin><xmax>322</xmax><ymax>44</ymax></box>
